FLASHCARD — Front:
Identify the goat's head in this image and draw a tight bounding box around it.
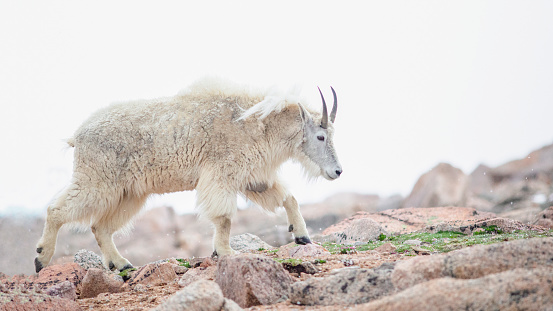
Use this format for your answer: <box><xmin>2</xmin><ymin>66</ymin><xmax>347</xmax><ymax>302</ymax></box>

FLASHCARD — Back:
<box><xmin>298</xmin><ymin>87</ymin><xmax>343</xmax><ymax>181</ymax></box>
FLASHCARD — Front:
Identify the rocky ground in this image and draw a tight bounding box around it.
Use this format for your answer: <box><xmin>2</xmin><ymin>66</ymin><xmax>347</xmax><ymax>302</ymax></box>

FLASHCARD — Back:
<box><xmin>2</xmin><ymin>206</ymin><xmax>553</xmax><ymax>311</ymax></box>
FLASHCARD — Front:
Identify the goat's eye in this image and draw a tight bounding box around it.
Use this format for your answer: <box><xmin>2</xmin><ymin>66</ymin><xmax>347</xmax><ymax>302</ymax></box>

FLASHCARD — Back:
<box><xmin>317</xmin><ymin>135</ymin><xmax>325</xmax><ymax>141</ymax></box>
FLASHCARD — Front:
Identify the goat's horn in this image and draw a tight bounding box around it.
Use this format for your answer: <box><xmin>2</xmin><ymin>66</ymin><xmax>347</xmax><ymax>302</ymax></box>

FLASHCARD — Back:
<box><xmin>330</xmin><ymin>86</ymin><xmax>337</xmax><ymax>123</ymax></box>
<box><xmin>318</xmin><ymin>87</ymin><xmax>328</xmax><ymax>129</ymax></box>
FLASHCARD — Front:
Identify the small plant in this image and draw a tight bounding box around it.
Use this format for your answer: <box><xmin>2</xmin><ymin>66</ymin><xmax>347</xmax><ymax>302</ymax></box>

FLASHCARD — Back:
<box><xmin>176</xmin><ymin>258</ymin><xmax>192</xmax><ymax>268</ymax></box>
<box><xmin>378</xmin><ymin>233</ymin><xmax>387</xmax><ymax>241</ymax></box>
<box><xmin>258</xmin><ymin>248</ymin><xmax>265</xmax><ymax>251</ymax></box>
<box><xmin>118</xmin><ymin>267</ymin><xmax>137</xmax><ymax>279</ymax></box>
<box><xmin>313</xmin><ymin>259</ymin><xmax>327</xmax><ymax>264</ymax></box>
<box><xmin>340</xmin><ymin>245</ymin><xmax>357</xmax><ymax>254</ymax></box>
<box><xmin>275</xmin><ymin>258</ymin><xmax>303</xmax><ymax>266</ymax></box>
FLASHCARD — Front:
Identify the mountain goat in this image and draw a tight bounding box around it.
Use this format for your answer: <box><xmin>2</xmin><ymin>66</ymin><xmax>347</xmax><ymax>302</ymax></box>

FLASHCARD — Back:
<box><xmin>35</xmin><ymin>79</ymin><xmax>342</xmax><ymax>272</ymax></box>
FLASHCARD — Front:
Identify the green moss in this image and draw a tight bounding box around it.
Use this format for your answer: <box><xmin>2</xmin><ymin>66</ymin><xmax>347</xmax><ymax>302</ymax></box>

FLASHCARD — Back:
<box><xmin>118</xmin><ymin>267</ymin><xmax>137</xmax><ymax>278</ymax></box>
<box><xmin>320</xmin><ymin>230</ymin><xmax>552</xmax><ymax>255</ymax></box>
<box><xmin>274</xmin><ymin>258</ymin><xmax>303</xmax><ymax>266</ymax></box>
<box><xmin>176</xmin><ymin>258</ymin><xmax>192</xmax><ymax>268</ymax></box>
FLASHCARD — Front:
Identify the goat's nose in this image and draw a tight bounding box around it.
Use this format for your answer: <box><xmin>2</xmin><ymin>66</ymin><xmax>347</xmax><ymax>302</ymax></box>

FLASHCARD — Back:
<box><xmin>335</xmin><ymin>169</ymin><xmax>342</xmax><ymax>176</ymax></box>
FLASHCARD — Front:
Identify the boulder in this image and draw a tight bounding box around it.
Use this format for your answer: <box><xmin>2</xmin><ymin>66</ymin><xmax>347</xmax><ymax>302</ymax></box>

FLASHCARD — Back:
<box><xmin>73</xmin><ymin>249</ymin><xmax>105</xmax><ymax>271</ymax></box>
<box><xmin>34</xmin><ymin>262</ymin><xmax>86</xmax><ymax>290</ymax></box>
<box><xmin>289</xmin><ymin>262</ymin><xmax>396</xmax><ymax>305</ymax></box>
<box><xmin>323</xmin><ymin>207</ymin><xmax>494</xmax><ymax>236</ymax></box>
<box><xmin>423</xmin><ymin>217</ymin><xmax>545</xmax><ymax>235</ymax></box>
<box><xmin>178</xmin><ymin>266</ymin><xmax>217</xmax><ymax>288</ymax></box>
<box><xmin>339</xmin><ymin>218</ymin><xmax>388</xmax><ymax>243</ymax></box>
<box><xmin>124</xmin><ymin>262</ymin><xmax>178</xmax><ymax>288</ymax></box>
<box><xmin>0</xmin><ymin>293</ymin><xmax>82</xmax><ymax>311</ymax></box>
<box><xmin>534</xmin><ymin>206</ymin><xmax>553</xmax><ymax>229</ymax></box>
<box><xmin>352</xmin><ymin>268</ymin><xmax>553</xmax><ymax>311</ymax></box>
<box><xmin>277</xmin><ymin>243</ymin><xmax>331</xmax><ymax>258</ymax></box>
<box><xmin>45</xmin><ymin>281</ymin><xmax>77</xmax><ymax>300</ymax></box>
<box><xmin>402</xmin><ymin>163</ymin><xmax>468</xmax><ymax>208</ymax></box>
<box><xmin>153</xmin><ymin>279</ymin><xmax>225</xmax><ymax>311</ymax></box>
<box><xmin>80</xmin><ymin>268</ymin><xmax>124</xmax><ymax>298</ymax></box>
<box><xmin>216</xmin><ymin>254</ymin><xmax>294</xmax><ymax>308</ymax></box>
<box><xmin>230</xmin><ymin>233</ymin><xmax>274</xmax><ymax>253</ymax></box>
<box><xmin>391</xmin><ymin>237</ymin><xmax>553</xmax><ymax>290</ymax></box>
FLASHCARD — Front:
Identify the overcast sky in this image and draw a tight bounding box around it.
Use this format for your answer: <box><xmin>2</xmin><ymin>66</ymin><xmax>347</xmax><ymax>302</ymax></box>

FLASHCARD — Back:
<box><xmin>1</xmin><ymin>1</ymin><xmax>552</xmax><ymax>215</ymax></box>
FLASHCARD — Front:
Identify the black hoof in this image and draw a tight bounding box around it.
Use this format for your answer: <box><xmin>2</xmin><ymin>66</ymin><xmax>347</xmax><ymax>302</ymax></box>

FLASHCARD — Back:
<box><xmin>109</xmin><ymin>262</ymin><xmax>115</xmax><ymax>271</ymax></box>
<box><xmin>288</xmin><ymin>225</ymin><xmax>294</xmax><ymax>232</ymax></box>
<box><xmin>211</xmin><ymin>250</ymin><xmax>218</xmax><ymax>258</ymax></box>
<box><xmin>295</xmin><ymin>236</ymin><xmax>312</xmax><ymax>245</ymax></box>
<box><xmin>36</xmin><ymin>247</ymin><xmax>43</xmax><ymax>254</ymax></box>
<box><xmin>34</xmin><ymin>257</ymin><xmax>44</xmax><ymax>273</ymax></box>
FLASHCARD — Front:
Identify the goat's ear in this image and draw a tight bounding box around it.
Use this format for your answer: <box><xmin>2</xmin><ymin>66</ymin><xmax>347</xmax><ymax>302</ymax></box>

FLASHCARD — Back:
<box><xmin>298</xmin><ymin>103</ymin><xmax>309</xmax><ymax>123</ymax></box>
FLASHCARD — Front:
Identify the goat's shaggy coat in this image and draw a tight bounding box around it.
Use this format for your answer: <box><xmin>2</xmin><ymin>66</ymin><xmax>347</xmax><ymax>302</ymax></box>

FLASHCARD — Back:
<box><xmin>35</xmin><ymin>79</ymin><xmax>342</xmax><ymax>272</ymax></box>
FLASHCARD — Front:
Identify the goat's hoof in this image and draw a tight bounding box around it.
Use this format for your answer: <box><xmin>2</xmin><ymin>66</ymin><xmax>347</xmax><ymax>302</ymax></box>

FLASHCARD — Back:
<box><xmin>295</xmin><ymin>236</ymin><xmax>312</xmax><ymax>245</ymax></box>
<box><xmin>36</xmin><ymin>247</ymin><xmax>43</xmax><ymax>254</ymax></box>
<box><xmin>211</xmin><ymin>250</ymin><xmax>218</xmax><ymax>258</ymax></box>
<box><xmin>121</xmin><ymin>264</ymin><xmax>134</xmax><ymax>271</ymax></box>
<box><xmin>34</xmin><ymin>257</ymin><xmax>44</xmax><ymax>273</ymax></box>
<box><xmin>109</xmin><ymin>262</ymin><xmax>116</xmax><ymax>271</ymax></box>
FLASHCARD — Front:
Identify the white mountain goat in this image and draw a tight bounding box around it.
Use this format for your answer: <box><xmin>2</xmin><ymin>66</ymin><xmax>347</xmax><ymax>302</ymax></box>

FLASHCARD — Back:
<box><xmin>35</xmin><ymin>79</ymin><xmax>342</xmax><ymax>272</ymax></box>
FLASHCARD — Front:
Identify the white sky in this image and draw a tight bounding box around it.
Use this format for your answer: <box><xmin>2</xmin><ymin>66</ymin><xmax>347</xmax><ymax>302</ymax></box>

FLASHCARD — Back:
<box><xmin>1</xmin><ymin>1</ymin><xmax>552</xmax><ymax>215</ymax></box>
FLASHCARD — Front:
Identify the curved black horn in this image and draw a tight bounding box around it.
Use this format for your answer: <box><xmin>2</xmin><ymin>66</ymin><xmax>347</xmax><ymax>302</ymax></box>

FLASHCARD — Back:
<box><xmin>318</xmin><ymin>87</ymin><xmax>328</xmax><ymax>129</ymax></box>
<box><xmin>330</xmin><ymin>86</ymin><xmax>337</xmax><ymax>123</ymax></box>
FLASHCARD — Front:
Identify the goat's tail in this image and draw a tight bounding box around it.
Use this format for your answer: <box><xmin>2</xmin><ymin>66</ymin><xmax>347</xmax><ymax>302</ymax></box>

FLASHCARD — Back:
<box><xmin>65</xmin><ymin>137</ymin><xmax>75</xmax><ymax>148</ymax></box>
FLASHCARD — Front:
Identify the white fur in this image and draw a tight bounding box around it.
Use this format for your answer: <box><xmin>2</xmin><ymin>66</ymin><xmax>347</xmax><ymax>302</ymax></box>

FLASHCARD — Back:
<box><xmin>35</xmin><ymin>77</ymin><xmax>341</xmax><ymax>271</ymax></box>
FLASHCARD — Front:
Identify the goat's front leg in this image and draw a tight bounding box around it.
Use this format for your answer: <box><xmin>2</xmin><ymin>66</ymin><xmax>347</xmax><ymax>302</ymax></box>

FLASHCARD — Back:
<box><xmin>210</xmin><ymin>215</ymin><xmax>237</xmax><ymax>256</ymax></box>
<box><xmin>284</xmin><ymin>195</ymin><xmax>311</xmax><ymax>244</ymax></box>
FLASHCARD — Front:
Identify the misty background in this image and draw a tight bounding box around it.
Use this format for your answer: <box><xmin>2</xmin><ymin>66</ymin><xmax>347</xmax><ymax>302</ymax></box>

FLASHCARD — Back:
<box><xmin>1</xmin><ymin>1</ymin><xmax>552</xmax><ymax>216</ymax></box>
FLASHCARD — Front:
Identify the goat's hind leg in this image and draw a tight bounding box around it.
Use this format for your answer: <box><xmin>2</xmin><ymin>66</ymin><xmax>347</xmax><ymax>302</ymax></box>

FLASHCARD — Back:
<box><xmin>35</xmin><ymin>190</ymin><xmax>71</xmax><ymax>273</ymax></box>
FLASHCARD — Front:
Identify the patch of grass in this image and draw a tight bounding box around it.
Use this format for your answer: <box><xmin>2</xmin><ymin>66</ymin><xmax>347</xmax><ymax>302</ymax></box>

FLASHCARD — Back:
<box><xmin>118</xmin><ymin>267</ymin><xmax>137</xmax><ymax>278</ymax></box>
<box><xmin>313</xmin><ymin>259</ymin><xmax>327</xmax><ymax>264</ymax></box>
<box><xmin>258</xmin><ymin>248</ymin><xmax>265</xmax><ymax>251</ymax></box>
<box><xmin>274</xmin><ymin>258</ymin><xmax>303</xmax><ymax>266</ymax></box>
<box><xmin>378</xmin><ymin>233</ymin><xmax>387</xmax><ymax>241</ymax></box>
<box><xmin>176</xmin><ymin>258</ymin><xmax>192</xmax><ymax>268</ymax></box>
<box><xmin>321</xmin><ymin>230</ymin><xmax>553</xmax><ymax>255</ymax></box>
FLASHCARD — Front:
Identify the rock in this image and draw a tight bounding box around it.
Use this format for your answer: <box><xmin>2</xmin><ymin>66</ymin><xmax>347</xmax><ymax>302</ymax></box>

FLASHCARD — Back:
<box><xmin>374</xmin><ymin>243</ymin><xmax>397</xmax><ymax>253</ymax></box>
<box><xmin>402</xmin><ymin>162</ymin><xmax>468</xmax><ymax>208</ymax></box>
<box><xmin>339</xmin><ymin>218</ymin><xmax>388</xmax><ymax>243</ymax></box>
<box><xmin>45</xmin><ymin>281</ymin><xmax>77</xmax><ymax>300</ymax></box>
<box><xmin>80</xmin><ymin>268</ymin><xmax>124</xmax><ymax>298</ymax></box>
<box><xmin>323</xmin><ymin>207</ymin><xmax>495</xmax><ymax>236</ymax></box>
<box><xmin>222</xmin><ymin>298</ymin><xmax>244</xmax><ymax>311</ymax></box>
<box><xmin>187</xmin><ymin>257</ymin><xmax>216</xmax><ymax>268</ymax></box>
<box><xmin>391</xmin><ymin>237</ymin><xmax>553</xmax><ymax>290</ymax></box>
<box><xmin>0</xmin><ymin>292</ymin><xmax>82</xmax><ymax>310</ymax></box>
<box><xmin>230</xmin><ymin>233</ymin><xmax>274</xmax><ymax>252</ymax></box>
<box><xmin>534</xmin><ymin>206</ymin><xmax>553</xmax><ymax>229</ymax></box>
<box><xmin>124</xmin><ymin>262</ymin><xmax>178</xmax><ymax>288</ymax></box>
<box><xmin>153</xmin><ymin>279</ymin><xmax>225</xmax><ymax>311</ymax></box>
<box><xmin>216</xmin><ymin>254</ymin><xmax>294</xmax><ymax>308</ymax></box>
<box><xmin>281</xmin><ymin>261</ymin><xmax>318</xmax><ymax>275</ymax></box>
<box><xmin>34</xmin><ymin>263</ymin><xmax>86</xmax><ymax>290</ymax></box>
<box><xmin>279</xmin><ymin>243</ymin><xmax>331</xmax><ymax>258</ymax></box>
<box><xmin>352</xmin><ymin>268</ymin><xmax>553</xmax><ymax>311</ymax></box>
<box><xmin>289</xmin><ymin>262</ymin><xmax>396</xmax><ymax>305</ymax></box>
<box><xmin>73</xmin><ymin>249</ymin><xmax>105</xmax><ymax>271</ymax></box>
<box><xmin>178</xmin><ymin>266</ymin><xmax>217</xmax><ymax>287</ymax></box>
<box><xmin>423</xmin><ymin>217</ymin><xmax>546</xmax><ymax>235</ymax></box>
<box><xmin>173</xmin><ymin>265</ymin><xmax>189</xmax><ymax>275</ymax></box>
